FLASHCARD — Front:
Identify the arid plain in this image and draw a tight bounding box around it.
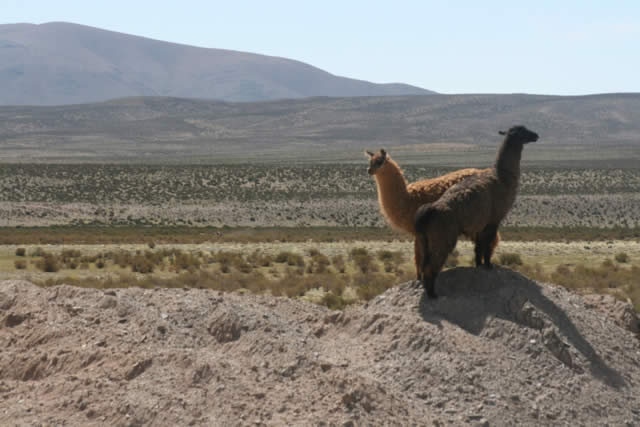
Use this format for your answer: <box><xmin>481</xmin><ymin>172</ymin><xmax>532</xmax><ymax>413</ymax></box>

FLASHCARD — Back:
<box><xmin>0</xmin><ymin>159</ymin><xmax>639</xmax><ymax>311</ymax></box>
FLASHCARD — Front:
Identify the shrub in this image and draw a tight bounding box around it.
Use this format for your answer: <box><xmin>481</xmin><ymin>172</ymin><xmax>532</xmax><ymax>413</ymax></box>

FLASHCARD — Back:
<box><xmin>377</xmin><ymin>250</ymin><xmax>394</xmax><ymax>262</ymax></box>
<box><xmin>350</xmin><ymin>248</ymin><xmax>377</xmax><ymax>274</ymax></box>
<box><xmin>274</xmin><ymin>251</ymin><xmax>292</xmax><ymax>263</ymax></box>
<box><xmin>61</xmin><ymin>249</ymin><xmax>82</xmax><ymax>260</ymax></box>
<box><xmin>131</xmin><ymin>254</ymin><xmax>154</xmax><ymax>274</ymax></box>
<box><xmin>309</xmin><ymin>252</ymin><xmax>330</xmax><ymax>274</ymax></box>
<box><xmin>378</xmin><ymin>250</ymin><xmax>404</xmax><ymax>273</ymax></box>
<box><xmin>232</xmin><ymin>256</ymin><xmax>253</xmax><ymax>274</ymax></box>
<box><xmin>615</xmin><ymin>252</ymin><xmax>629</xmax><ymax>263</ymax></box>
<box><xmin>602</xmin><ymin>258</ymin><xmax>615</xmax><ymax>269</ymax></box>
<box><xmin>308</xmin><ymin>248</ymin><xmax>321</xmax><ymax>257</ymax></box>
<box><xmin>258</xmin><ymin>254</ymin><xmax>273</xmax><ymax>267</ymax></box>
<box><xmin>30</xmin><ymin>247</ymin><xmax>45</xmax><ymax>257</ymax></box>
<box><xmin>331</xmin><ymin>255</ymin><xmax>346</xmax><ymax>273</ymax></box>
<box><xmin>15</xmin><ymin>248</ymin><xmax>26</xmax><ymax>257</ymax></box>
<box><xmin>14</xmin><ymin>260</ymin><xmax>27</xmax><ymax>270</ymax></box>
<box><xmin>36</xmin><ymin>254</ymin><xmax>60</xmax><ymax>273</ymax></box>
<box><xmin>285</xmin><ymin>253</ymin><xmax>304</xmax><ymax>267</ymax></box>
<box><xmin>80</xmin><ymin>255</ymin><xmax>98</xmax><ymax>264</ymax></box>
<box><xmin>498</xmin><ymin>252</ymin><xmax>523</xmax><ymax>266</ymax></box>
<box><xmin>247</xmin><ymin>251</ymin><xmax>273</xmax><ymax>268</ymax></box>
<box><xmin>212</xmin><ymin>251</ymin><xmax>242</xmax><ymax>270</ymax></box>
<box><xmin>321</xmin><ymin>293</ymin><xmax>349</xmax><ymax>310</ymax></box>
<box><xmin>171</xmin><ymin>251</ymin><xmax>201</xmax><ymax>272</ymax></box>
<box><xmin>354</xmin><ymin>273</ymin><xmax>394</xmax><ymax>301</ymax></box>
<box><xmin>349</xmin><ymin>247</ymin><xmax>369</xmax><ymax>258</ymax></box>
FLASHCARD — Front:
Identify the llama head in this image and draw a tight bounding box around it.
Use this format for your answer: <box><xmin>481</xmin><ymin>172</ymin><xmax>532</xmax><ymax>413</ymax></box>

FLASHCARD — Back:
<box><xmin>499</xmin><ymin>125</ymin><xmax>539</xmax><ymax>145</ymax></box>
<box><xmin>365</xmin><ymin>149</ymin><xmax>387</xmax><ymax>175</ymax></box>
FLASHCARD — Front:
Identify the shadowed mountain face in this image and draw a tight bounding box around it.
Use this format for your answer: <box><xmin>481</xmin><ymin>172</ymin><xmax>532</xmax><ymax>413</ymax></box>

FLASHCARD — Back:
<box><xmin>0</xmin><ymin>22</ymin><xmax>433</xmax><ymax>105</ymax></box>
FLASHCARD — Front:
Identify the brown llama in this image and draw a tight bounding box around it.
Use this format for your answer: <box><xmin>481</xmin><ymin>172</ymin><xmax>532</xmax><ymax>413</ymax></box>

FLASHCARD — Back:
<box><xmin>366</xmin><ymin>149</ymin><xmax>499</xmax><ymax>278</ymax></box>
<box><xmin>414</xmin><ymin>125</ymin><xmax>539</xmax><ymax>298</ymax></box>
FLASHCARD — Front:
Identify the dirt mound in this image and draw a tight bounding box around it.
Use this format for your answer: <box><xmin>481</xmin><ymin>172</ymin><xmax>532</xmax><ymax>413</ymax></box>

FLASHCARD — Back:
<box><xmin>1</xmin><ymin>267</ymin><xmax>639</xmax><ymax>426</ymax></box>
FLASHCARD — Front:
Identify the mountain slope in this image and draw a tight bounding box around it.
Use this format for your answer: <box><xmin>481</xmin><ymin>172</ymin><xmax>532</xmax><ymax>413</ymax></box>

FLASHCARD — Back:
<box><xmin>1</xmin><ymin>93</ymin><xmax>639</xmax><ymax>162</ymax></box>
<box><xmin>0</xmin><ymin>22</ymin><xmax>433</xmax><ymax>105</ymax></box>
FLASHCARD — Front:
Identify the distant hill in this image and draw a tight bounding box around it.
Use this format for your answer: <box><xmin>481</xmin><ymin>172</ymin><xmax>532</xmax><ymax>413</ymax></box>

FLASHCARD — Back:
<box><xmin>1</xmin><ymin>93</ymin><xmax>639</xmax><ymax>163</ymax></box>
<box><xmin>0</xmin><ymin>22</ymin><xmax>433</xmax><ymax>105</ymax></box>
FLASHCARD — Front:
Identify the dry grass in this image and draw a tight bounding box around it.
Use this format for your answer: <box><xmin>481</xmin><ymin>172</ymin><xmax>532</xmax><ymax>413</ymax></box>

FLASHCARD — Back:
<box><xmin>1</xmin><ymin>236</ymin><xmax>639</xmax><ymax>312</ymax></box>
<box><xmin>498</xmin><ymin>252</ymin><xmax>523</xmax><ymax>267</ymax></box>
<box><xmin>505</xmin><ymin>256</ymin><xmax>640</xmax><ymax>312</ymax></box>
<box><xmin>11</xmin><ymin>245</ymin><xmax>413</xmax><ymax>310</ymax></box>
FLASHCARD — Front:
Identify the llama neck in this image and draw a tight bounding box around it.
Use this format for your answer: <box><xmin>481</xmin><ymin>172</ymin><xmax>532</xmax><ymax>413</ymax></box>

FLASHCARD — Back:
<box><xmin>495</xmin><ymin>139</ymin><xmax>524</xmax><ymax>183</ymax></box>
<box><xmin>373</xmin><ymin>158</ymin><xmax>411</xmax><ymax>228</ymax></box>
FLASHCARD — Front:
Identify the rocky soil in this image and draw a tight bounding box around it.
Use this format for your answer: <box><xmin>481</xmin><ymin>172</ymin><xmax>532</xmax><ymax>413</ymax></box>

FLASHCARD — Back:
<box><xmin>1</xmin><ymin>267</ymin><xmax>639</xmax><ymax>426</ymax></box>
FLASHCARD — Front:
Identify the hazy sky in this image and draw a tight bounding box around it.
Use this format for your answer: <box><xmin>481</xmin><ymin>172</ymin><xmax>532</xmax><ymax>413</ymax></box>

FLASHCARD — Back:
<box><xmin>4</xmin><ymin>0</ymin><xmax>640</xmax><ymax>95</ymax></box>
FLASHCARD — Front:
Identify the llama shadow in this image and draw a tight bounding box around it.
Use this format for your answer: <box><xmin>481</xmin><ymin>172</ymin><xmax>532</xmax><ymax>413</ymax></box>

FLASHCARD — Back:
<box><xmin>417</xmin><ymin>266</ymin><xmax>626</xmax><ymax>389</ymax></box>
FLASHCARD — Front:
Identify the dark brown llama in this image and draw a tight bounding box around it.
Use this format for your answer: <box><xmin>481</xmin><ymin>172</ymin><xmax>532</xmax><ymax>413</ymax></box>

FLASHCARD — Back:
<box><xmin>414</xmin><ymin>125</ymin><xmax>539</xmax><ymax>298</ymax></box>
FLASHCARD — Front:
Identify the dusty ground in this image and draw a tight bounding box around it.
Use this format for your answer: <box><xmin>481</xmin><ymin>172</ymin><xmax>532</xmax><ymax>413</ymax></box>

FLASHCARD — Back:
<box><xmin>1</xmin><ymin>268</ymin><xmax>639</xmax><ymax>426</ymax></box>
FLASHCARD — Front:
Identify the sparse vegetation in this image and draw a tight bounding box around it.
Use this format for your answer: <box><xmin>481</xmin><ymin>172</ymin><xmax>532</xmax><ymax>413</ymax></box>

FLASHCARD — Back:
<box><xmin>615</xmin><ymin>252</ymin><xmax>630</xmax><ymax>263</ymax></box>
<box><xmin>0</xmin><ymin>161</ymin><xmax>638</xmax><ymax>312</ymax></box>
<box><xmin>350</xmin><ymin>248</ymin><xmax>377</xmax><ymax>274</ymax></box>
<box><xmin>9</xmin><ymin>245</ymin><xmax>408</xmax><ymax>309</ymax></box>
<box><xmin>36</xmin><ymin>253</ymin><xmax>60</xmax><ymax>273</ymax></box>
<box><xmin>0</xmin><ymin>239</ymin><xmax>636</xmax><ymax>312</ymax></box>
<box><xmin>1</xmin><ymin>163</ymin><xmax>640</xmax><ymax>231</ymax></box>
<box><xmin>498</xmin><ymin>252</ymin><xmax>523</xmax><ymax>266</ymax></box>
<box><xmin>503</xmin><ymin>257</ymin><xmax>640</xmax><ymax>313</ymax></box>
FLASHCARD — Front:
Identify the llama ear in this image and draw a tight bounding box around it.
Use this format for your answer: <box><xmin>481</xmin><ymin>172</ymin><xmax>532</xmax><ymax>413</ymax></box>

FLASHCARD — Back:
<box><xmin>365</xmin><ymin>150</ymin><xmax>375</xmax><ymax>158</ymax></box>
<box><xmin>498</xmin><ymin>130</ymin><xmax>506</xmax><ymax>135</ymax></box>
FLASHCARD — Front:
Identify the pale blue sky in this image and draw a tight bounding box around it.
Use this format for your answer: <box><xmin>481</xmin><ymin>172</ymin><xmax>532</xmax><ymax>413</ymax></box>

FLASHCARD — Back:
<box><xmin>3</xmin><ymin>0</ymin><xmax>639</xmax><ymax>95</ymax></box>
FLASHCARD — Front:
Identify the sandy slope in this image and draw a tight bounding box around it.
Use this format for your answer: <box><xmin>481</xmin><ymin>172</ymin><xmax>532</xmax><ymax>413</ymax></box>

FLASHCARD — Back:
<box><xmin>1</xmin><ymin>268</ymin><xmax>639</xmax><ymax>426</ymax></box>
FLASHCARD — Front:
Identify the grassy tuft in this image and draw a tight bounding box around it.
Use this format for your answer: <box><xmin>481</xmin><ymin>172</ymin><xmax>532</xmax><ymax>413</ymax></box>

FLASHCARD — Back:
<box><xmin>615</xmin><ymin>252</ymin><xmax>630</xmax><ymax>263</ymax></box>
<box><xmin>498</xmin><ymin>252</ymin><xmax>523</xmax><ymax>267</ymax></box>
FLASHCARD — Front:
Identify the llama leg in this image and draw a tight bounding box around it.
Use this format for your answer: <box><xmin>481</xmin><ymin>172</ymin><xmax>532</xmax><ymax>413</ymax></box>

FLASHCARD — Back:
<box><xmin>414</xmin><ymin>237</ymin><xmax>422</xmax><ymax>281</ymax></box>
<box><xmin>489</xmin><ymin>232</ymin><xmax>500</xmax><ymax>261</ymax></box>
<box><xmin>480</xmin><ymin>225</ymin><xmax>499</xmax><ymax>269</ymax></box>
<box><xmin>414</xmin><ymin>233</ymin><xmax>430</xmax><ymax>289</ymax></box>
<box><xmin>421</xmin><ymin>245</ymin><xmax>437</xmax><ymax>298</ymax></box>
<box><xmin>474</xmin><ymin>238</ymin><xmax>483</xmax><ymax>267</ymax></box>
<box><xmin>422</xmin><ymin>266</ymin><xmax>438</xmax><ymax>299</ymax></box>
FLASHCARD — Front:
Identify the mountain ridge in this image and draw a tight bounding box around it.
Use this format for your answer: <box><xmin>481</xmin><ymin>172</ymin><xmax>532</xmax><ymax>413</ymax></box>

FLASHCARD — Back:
<box><xmin>0</xmin><ymin>21</ymin><xmax>433</xmax><ymax>105</ymax></box>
